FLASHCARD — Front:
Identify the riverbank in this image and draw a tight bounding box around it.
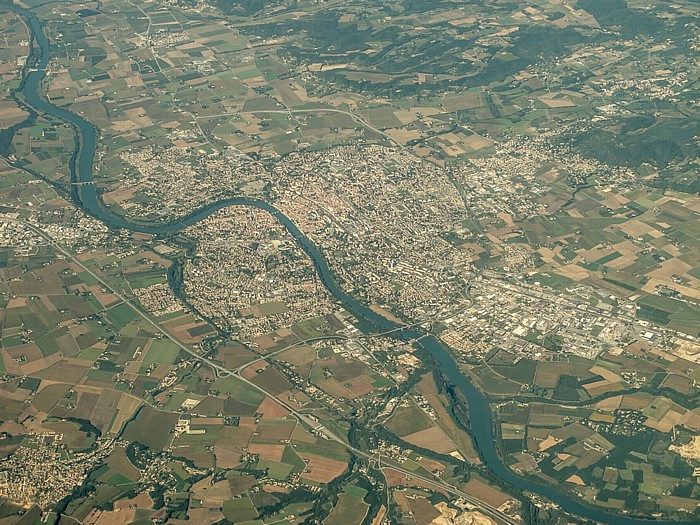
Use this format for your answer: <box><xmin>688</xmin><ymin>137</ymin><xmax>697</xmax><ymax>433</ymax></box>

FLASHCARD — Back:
<box><xmin>0</xmin><ymin>3</ymin><xmax>691</xmax><ymax>523</ymax></box>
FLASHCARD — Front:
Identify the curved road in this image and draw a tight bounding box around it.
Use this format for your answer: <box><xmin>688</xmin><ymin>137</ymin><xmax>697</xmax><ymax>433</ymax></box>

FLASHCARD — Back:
<box><xmin>8</xmin><ymin>216</ymin><xmax>519</xmax><ymax>525</ymax></box>
<box><xmin>240</xmin><ymin>108</ymin><xmax>405</xmax><ymax>151</ymax></box>
<box><xmin>2</xmin><ymin>3</ymin><xmax>690</xmax><ymax>524</ymax></box>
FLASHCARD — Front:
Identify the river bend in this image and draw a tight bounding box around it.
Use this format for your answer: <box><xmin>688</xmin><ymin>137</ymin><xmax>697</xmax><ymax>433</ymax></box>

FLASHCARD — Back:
<box><xmin>2</xmin><ymin>4</ymin><xmax>691</xmax><ymax>524</ymax></box>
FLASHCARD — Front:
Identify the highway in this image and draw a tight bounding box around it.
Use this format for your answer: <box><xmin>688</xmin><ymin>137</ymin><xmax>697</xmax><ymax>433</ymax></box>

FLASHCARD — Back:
<box><xmin>7</xmin><ymin>215</ymin><xmax>520</xmax><ymax>525</ymax></box>
<box><xmin>240</xmin><ymin>108</ymin><xmax>406</xmax><ymax>151</ymax></box>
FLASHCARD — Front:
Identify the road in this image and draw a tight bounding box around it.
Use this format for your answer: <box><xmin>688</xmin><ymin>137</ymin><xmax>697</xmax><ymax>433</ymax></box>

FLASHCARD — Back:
<box><xmin>230</xmin><ymin>368</ymin><xmax>521</xmax><ymax>525</ymax></box>
<box><xmin>240</xmin><ymin>108</ymin><xmax>406</xmax><ymax>151</ymax></box>
<box><xmin>8</xmin><ymin>216</ymin><xmax>520</xmax><ymax>525</ymax></box>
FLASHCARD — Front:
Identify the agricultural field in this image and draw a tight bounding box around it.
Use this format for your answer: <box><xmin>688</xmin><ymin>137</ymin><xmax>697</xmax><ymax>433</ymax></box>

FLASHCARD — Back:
<box><xmin>0</xmin><ymin>175</ymin><xmax>361</xmax><ymax>519</ymax></box>
<box><xmin>468</xmin><ymin>340</ymin><xmax>700</xmax><ymax>401</ymax></box>
<box><xmin>10</xmin><ymin>0</ymin><xmax>693</xmax><ymax>225</ymax></box>
<box><xmin>516</xmin><ymin>190</ymin><xmax>700</xmax><ymax>337</ymax></box>
<box><xmin>0</xmin><ymin>12</ymin><xmax>29</xmax><ymax>128</ymax></box>
<box><xmin>492</xmin><ymin>340</ymin><xmax>700</xmax><ymax>515</ymax></box>
<box><xmin>0</xmin><ymin>165</ymin><xmax>368</xmax><ymax>521</ymax></box>
<box><xmin>0</xmin><ymin>0</ymin><xmax>698</xmax><ymax>523</ymax></box>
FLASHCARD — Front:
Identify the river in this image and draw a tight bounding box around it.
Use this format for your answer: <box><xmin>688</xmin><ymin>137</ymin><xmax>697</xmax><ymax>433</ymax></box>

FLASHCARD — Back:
<box><xmin>3</xmin><ymin>3</ymin><xmax>693</xmax><ymax>524</ymax></box>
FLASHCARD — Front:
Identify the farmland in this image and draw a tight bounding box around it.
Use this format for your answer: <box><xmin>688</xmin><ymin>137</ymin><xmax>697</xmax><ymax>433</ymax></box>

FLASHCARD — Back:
<box><xmin>490</xmin><ymin>340</ymin><xmax>700</xmax><ymax>515</ymax></box>
<box><xmin>0</xmin><ymin>0</ymin><xmax>698</xmax><ymax>522</ymax></box>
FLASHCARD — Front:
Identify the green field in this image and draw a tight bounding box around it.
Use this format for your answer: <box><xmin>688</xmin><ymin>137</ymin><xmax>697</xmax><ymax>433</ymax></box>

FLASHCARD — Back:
<box><xmin>142</xmin><ymin>339</ymin><xmax>181</xmax><ymax>364</ymax></box>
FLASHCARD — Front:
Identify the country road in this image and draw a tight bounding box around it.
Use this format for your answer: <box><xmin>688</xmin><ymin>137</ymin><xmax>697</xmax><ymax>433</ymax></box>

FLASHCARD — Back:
<box><xmin>4</xmin><ymin>215</ymin><xmax>521</xmax><ymax>525</ymax></box>
<box><xmin>240</xmin><ymin>107</ymin><xmax>406</xmax><ymax>151</ymax></box>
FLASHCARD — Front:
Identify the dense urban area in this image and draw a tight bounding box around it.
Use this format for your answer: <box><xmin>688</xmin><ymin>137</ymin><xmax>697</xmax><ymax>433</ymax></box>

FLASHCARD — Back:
<box><xmin>0</xmin><ymin>0</ymin><xmax>698</xmax><ymax>524</ymax></box>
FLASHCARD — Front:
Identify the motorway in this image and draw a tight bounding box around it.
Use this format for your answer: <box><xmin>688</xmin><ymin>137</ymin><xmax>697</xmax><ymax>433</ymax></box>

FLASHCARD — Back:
<box><xmin>240</xmin><ymin>108</ymin><xmax>406</xmax><ymax>151</ymax></box>
<box><xmin>4</xmin><ymin>215</ymin><xmax>521</xmax><ymax>525</ymax></box>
